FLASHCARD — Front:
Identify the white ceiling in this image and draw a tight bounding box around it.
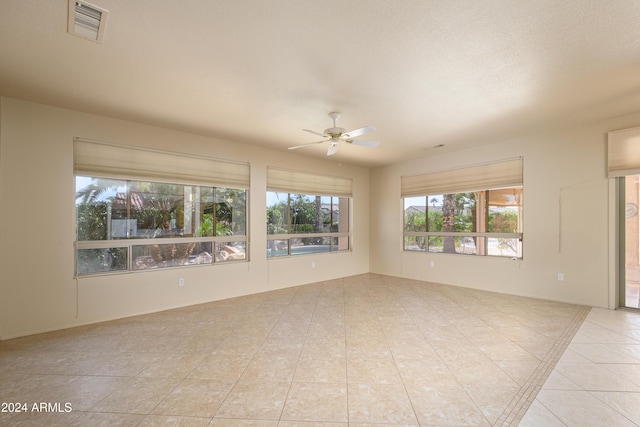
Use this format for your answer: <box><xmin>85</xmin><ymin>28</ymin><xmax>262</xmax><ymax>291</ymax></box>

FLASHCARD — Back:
<box><xmin>2</xmin><ymin>0</ymin><xmax>640</xmax><ymax>167</ymax></box>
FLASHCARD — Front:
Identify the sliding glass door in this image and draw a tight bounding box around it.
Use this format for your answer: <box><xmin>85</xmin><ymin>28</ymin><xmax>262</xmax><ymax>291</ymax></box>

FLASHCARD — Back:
<box><xmin>621</xmin><ymin>175</ymin><xmax>640</xmax><ymax>309</ymax></box>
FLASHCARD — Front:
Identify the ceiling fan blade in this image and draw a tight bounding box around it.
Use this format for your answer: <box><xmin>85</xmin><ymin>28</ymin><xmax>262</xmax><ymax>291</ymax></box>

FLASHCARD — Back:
<box><xmin>327</xmin><ymin>143</ymin><xmax>339</xmax><ymax>156</ymax></box>
<box><xmin>288</xmin><ymin>140</ymin><xmax>326</xmax><ymax>150</ymax></box>
<box><xmin>348</xmin><ymin>139</ymin><xmax>380</xmax><ymax>147</ymax></box>
<box><xmin>342</xmin><ymin>126</ymin><xmax>375</xmax><ymax>138</ymax></box>
<box><xmin>302</xmin><ymin>128</ymin><xmax>326</xmax><ymax>137</ymax></box>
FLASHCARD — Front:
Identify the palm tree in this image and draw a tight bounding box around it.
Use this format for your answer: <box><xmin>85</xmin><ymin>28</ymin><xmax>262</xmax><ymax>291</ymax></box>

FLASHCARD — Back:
<box><xmin>442</xmin><ymin>194</ymin><xmax>456</xmax><ymax>253</ymax></box>
<box><xmin>75</xmin><ymin>178</ymin><xmax>122</xmax><ymax>203</ymax></box>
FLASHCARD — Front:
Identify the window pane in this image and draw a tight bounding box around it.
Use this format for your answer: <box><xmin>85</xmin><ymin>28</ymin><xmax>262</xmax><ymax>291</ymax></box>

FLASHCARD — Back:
<box><xmin>291</xmin><ymin>236</ymin><xmax>331</xmax><ymax>255</ymax></box>
<box><xmin>404</xmin><ymin>196</ymin><xmax>426</xmax><ymax>232</ymax></box>
<box><xmin>75</xmin><ymin>177</ymin><xmax>127</xmax><ymax>240</ymax></box>
<box><xmin>77</xmin><ymin>248</ymin><xmax>128</xmax><ymax>275</ymax></box>
<box><xmin>404</xmin><ymin>236</ymin><xmax>426</xmax><ymax>251</ymax></box>
<box><xmin>132</xmin><ymin>242</ymin><xmax>211</xmax><ymax>270</ymax></box>
<box><xmin>334</xmin><ymin>197</ymin><xmax>350</xmax><ymax>233</ymax></box>
<box><xmin>216</xmin><ymin>188</ymin><xmax>246</xmax><ymax>236</ymax></box>
<box><xmin>428</xmin><ymin>236</ymin><xmax>443</xmax><ymax>252</ymax></box>
<box><xmin>427</xmin><ymin>236</ymin><xmax>478</xmax><ymax>254</ymax></box>
<box><xmin>290</xmin><ymin>194</ymin><xmax>322</xmax><ymax>234</ymax></box>
<box><xmin>215</xmin><ymin>241</ymin><xmax>246</xmax><ymax>262</ymax></box>
<box><xmin>487</xmin><ymin>187</ymin><xmax>522</xmax><ymax>233</ymax></box>
<box><xmin>487</xmin><ymin>237</ymin><xmax>522</xmax><ymax>257</ymax></box>
<box><xmin>196</xmin><ymin>187</ymin><xmax>215</xmax><ymax>237</ymax></box>
<box><xmin>267</xmin><ymin>192</ymin><xmax>289</xmax><ymax>234</ymax></box>
<box><xmin>128</xmin><ymin>181</ymin><xmax>184</xmax><ymax>238</ymax></box>
<box><xmin>267</xmin><ymin>239</ymin><xmax>289</xmax><ymax>257</ymax></box>
<box><xmin>333</xmin><ymin>236</ymin><xmax>350</xmax><ymax>251</ymax></box>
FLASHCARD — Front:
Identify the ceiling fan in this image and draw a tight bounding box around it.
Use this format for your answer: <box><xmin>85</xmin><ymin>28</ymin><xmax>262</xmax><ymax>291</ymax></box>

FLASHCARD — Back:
<box><xmin>288</xmin><ymin>112</ymin><xmax>379</xmax><ymax>156</ymax></box>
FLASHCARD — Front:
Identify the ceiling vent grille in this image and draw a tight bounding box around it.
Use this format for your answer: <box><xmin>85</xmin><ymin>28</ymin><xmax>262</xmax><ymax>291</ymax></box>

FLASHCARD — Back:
<box><xmin>67</xmin><ymin>0</ymin><xmax>108</xmax><ymax>43</ymax></box>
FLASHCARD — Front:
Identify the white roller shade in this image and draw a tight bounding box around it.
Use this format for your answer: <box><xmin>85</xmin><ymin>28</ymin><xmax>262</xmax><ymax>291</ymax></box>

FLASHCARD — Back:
<box><xmin>608</xmin><ymin>127</ymin><xmax>640</xmax><ymax>177</ymax></box>
<box><xmin>267</xmin><ymin>167</ymin><xmax>352</xmax><ymax>197</ymax></box>
<box><xmin>74</xmin><ymin>139</ymin><xmax>250</xmax><ymax>188</ymax></box>
<box><xmin>401</xmin><ymin>157</ymin><xmax>523</xmax><ymax>197</ymax></box>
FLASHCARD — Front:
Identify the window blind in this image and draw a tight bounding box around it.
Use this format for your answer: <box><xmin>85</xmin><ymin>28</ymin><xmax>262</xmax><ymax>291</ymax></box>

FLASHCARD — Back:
<box><xmin>401</xmin><ymin>157</ymin><xmax>523</xmax><ymax>197</ymax></box>
<box><xmin>608</xmin><ymin>126</ymin><xmax>640</xmax><ymax>177</ymax></box>
<box><xmin>267</xmin><ymin>167</ymin><xmax>352</xmax><ymax>197</ymax></box>
<box><xmin>73</xmin><ymin>138</ymin><xmax>250</xmax><ymax>189</ymax></box>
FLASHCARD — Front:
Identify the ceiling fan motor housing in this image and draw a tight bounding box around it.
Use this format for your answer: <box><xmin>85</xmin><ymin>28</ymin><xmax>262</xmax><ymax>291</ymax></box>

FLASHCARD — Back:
<box><xmin>326</xmin><ymin>127</ymin><xmax>345</xmax><ymax>138</ymax></box>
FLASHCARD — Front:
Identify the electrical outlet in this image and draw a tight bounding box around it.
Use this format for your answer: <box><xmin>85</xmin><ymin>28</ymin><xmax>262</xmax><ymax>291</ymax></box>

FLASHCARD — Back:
<box><xmin>311</xmin><ymin>261</ymin><xmax>316</xmax><ymax>268</ymax></box>
<box><xmin>429</xmin><ymin>261</ymin><xmax>435</xmax><ymax>268</ymax></box>
<box><xmin>178</xmin><ymin>278</ymin><xmax>185</xmax><ymax>287</ymax></box>
<box><xmin>557</xmin><ymin>273</ymin><xmax>564</xmax><ymax>281</ymax></box>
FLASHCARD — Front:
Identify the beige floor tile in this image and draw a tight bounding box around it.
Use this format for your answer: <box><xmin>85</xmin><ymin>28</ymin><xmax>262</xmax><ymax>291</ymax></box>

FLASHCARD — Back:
<box><xmin>214</xmin><ymin>380</ymin><xmax>289</xmax><ymax>420</ymax></box>
<box><xmin>294</xmin><ymin>356</ymin><xmax>347</xmax><ymax>383</ymax></box>
<box><xmin>347</xmin><ymin>383</ymin><xmax>417</xmax><ymax>425</ymax></box>
<box><xmin>345</xmin><ymin>339</ymin><xmax>392</xmax><ymax>359</ymax></box>
<box><xmin>240</xmin><ymin>353</ymin><xmax>299</xmax><ymax>382</ymax></box>
<box><xmin>138</xmin><ymin>414</ymin><xmax>212</xmax><ymax>426</ymax></box>
<box><xmin>494</xmin><ymin>359</ymin><xmax>540</xmax><ymax>386</ymax></box>
<box><xmin>137</xmin><ymin>354</ymin><xmax>206</xmax><ymax>379</ymax></box>
<box><xmin>518</xmin><ymin>400</ymin><xmax>566</xmax><ymax>427</ymax></box>
<box><xmin>209</xmin><ymin>419</ymin><xmax>277</xmax><ymax>426</ymax></box>
<box><xmin>395</xmin><ymin>358</ymin><xmax>460</xmax><ymax>387</ymax></box>
<box><xmin>69</xmin><ymin>412</ymin><xmax>145</xmax><ymax>426</ymax></box>
<box><xmin>514</xmin><ymin>340</ymin><xmax>555</xmax><ymax>359</ymax></box>
<box><xmin>567</xmin><ymin>342</ymin><xmax>640</xmax><ymax>363</ymax></box>
<box><xmin>35</xmin><ymin>374</ymin><xmax>130</xmax><ymax>411</ymax></box>
<box><xmin>0</xmin><ymin>410</ymin><xmax>82</xmax><ymax>427</ymax></box>
<box><xmin>535</xmin><ymin>389</ymin><xmax>637</xmax><ymax>426</ymax></box>
<box><xmin>301</xmin><ymin>337</ymin><xmax>346</xmax><ymax>358</ymax></box>
<box><xmin>474</xmin><ymin>340</ymin><xmax>539</xmax><ymax>362</ymax></box>
<box><xmin>281</xmin><ymin>382</ymin><xmax>347</xmax><ymax>423</ymax></box>
<box><xmin>212</xmin><ymin>336</ymin><xmax>264</xmax><ymax>356</ymax></box>
<box><xmin>91</xmin><ymin>377</ymin><xmax>181</xmax><ymax>414</ymax></box>
<box><xmin>591</xmin><ymin>391</ymin><xmax>640</xmax><ymax>425</ymax></box>
<box><xmin>187</xmin><ymin>354</ymin><xmax>252</xmax><ymax>382</ymax></box>
<box><xmin>406</xmin><ymin>384</ymin><xmax>490</xmax><ymax>426</ymax></box>
<box><xmin>152</xmin><ymin>379</ymin><xmax>234</xmax><ymax>417</ymax></box>
<box><xmin>259</xmin><ymin>336</ymin><xmax>305</xmax><ymax>355</ymax></box>
<box><xmin>346</xmin><ymin>357</ymin><xmax>402</xmax><ymax>384</ymax></box>
<box><xmin>541</xmin><ymin>370</ymin><xmax>582</xmax><ymax>390</ymax></box>
<box><xmin>601</xmin><ymin>363</ymin><xmax>640</xmax><ymax>388</ymax></box>
<box><xmin>278</xmin><ymin>422</ymin><xmax>347</xmax><ymax>427</ymax></box>
<box><xmin>444</xmin><ymin>357</ymin><xmax>520</xmax><ymax>387</ymax></box>
<box><xmin>386</xmin><ymin>337</ymin><xmax>439</xmax><ymax>360</ymax></box>
<box><xmin>88</xmin><ymin>351</ymin><xmax>165</xmax><ymax>376</ymax></box>
<box><xmin>555</xmin><ymin>362</ymin><xmax>640</xmax><ymax>391</ymax></box>
<box><xmin>464</xmin><ymin>385</ymin><xmax>520</xmax><ymax>424</ymax></box>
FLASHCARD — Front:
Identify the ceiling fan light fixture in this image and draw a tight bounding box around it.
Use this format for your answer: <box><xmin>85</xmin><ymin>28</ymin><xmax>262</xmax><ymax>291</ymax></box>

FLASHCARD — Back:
<box><xmin>327</xmin><ymin>142</ymin><xmax>339</xmax><ymax>156</ymax></box>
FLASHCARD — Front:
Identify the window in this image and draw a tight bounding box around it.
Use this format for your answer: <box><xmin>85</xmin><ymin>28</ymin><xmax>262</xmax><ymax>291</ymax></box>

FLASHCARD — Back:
<box><xmin>267</xmin><ymin>192</ymin><xmax>349</xmax><ymax>257</ymax></box>
<box><xmin>402</xmin><ymin>158</ymin><xmax>523</xmax><ymax>258</ymax></box>
<box><xmin>74</xmin><ymin>139</ymin><xmax>249</xmax><ymax>275</ymax></box>
<box><xmin>266</xmin><ymin>168</ymin><xmax>351</xmax><ymax>257</ymax></box>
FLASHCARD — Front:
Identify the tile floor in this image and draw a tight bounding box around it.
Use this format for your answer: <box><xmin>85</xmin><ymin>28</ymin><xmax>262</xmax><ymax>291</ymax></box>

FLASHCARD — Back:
<box><xmin>0</xmin><ymin>273</ymin><xmax>633</xmax><ymax>426</ymax></box>
<box><xmin>520</xmin><ymin>306</ymin><xmax>640</xmax><ymax>426</ymax></box>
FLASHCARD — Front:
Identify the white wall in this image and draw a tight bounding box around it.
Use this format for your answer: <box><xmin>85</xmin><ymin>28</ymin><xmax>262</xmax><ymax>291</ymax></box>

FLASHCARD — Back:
<box><xmin>370</xmin><ymin>114</ymin><xmax>640</xmax><ymax>308</ymax></box>
<box><xmin>0</xmin><ymin>97</ymin><xmax>370</xmax><ymax>339</ymax></box>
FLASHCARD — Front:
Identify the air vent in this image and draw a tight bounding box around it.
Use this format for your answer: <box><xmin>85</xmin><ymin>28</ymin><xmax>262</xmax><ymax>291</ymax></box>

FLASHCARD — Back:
<box><xmin>67</xmin><ymin>0</ymin><xmax>108</xmax><ymax>43</ymax></box>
